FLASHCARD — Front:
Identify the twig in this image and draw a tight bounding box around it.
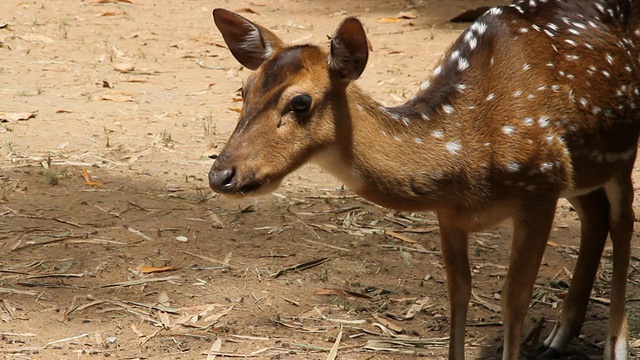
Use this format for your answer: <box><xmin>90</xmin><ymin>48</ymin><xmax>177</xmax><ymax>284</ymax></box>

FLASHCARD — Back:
<box><xmin>16</xmin><ymin>214</ymin><xmax>83</xmax><ymax>228</ymax></box>
<box><xmin>45</xmin><ymin>333</ymin><xmax>90</xmax><ymax>347</ymax></box>
<box><xmin>0</xmin><ymin>287</ymin><xmax>39</xmax><ymax>296</ymax></box>
<box><xmin>302</xmin><ymin>238</ymin><xmax>351</xmax><ymax>252</ymax></box>
<box><xmin>0</xmin><ymin>332</ymin><xmax>37</xmax><ymax>337</ymax></box>
<box><xmin>25</xmin><ymin>273</ymin><xmax>84</xmax><ymax>279</ymax></box>
<box><xmin>270</xmin><ymin>258</ymin><xmax>330</xmax><ymax>278</ymax></box>
<box><xmin>101</xmin><ymin>275</ymin><xmax>180</xmax><ymax>288</ymax></box>
<box><xmin>125</xmin><ymin>225</ymin><xmax>153</xmax><ymax>241</ymax></box>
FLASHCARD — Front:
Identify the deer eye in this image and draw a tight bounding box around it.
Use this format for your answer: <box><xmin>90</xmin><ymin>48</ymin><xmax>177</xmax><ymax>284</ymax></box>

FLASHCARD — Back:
<box><xmin>290</xmin><ymin>94</ymin><xmax>312</xmax><ymax>113</ymax></box>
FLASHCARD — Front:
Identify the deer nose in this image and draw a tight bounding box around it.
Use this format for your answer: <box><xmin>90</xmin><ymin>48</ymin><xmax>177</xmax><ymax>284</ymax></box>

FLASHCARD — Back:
<box><xmin>209</xmin><ymin>166</ymin><xmax>236</xmax><ymax>193</ymax></box>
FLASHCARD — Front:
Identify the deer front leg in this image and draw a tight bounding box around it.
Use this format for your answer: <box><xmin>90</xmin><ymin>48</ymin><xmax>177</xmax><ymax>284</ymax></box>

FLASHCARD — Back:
<box><xmin>502</xmin><ymin>196</ymin><xmax>558</xmax><ymax>360</ymax></box>
<box><xmin>542</xmin><ymin>189</ymin><xmax>609</xmax><ymax>357</ymax></box>
<box><xmin>437</xmin><ymin>212</ymin><xmax>471</xmax><ymax>360</ymax></box>
<box><xmin>602</xmin><ymin>167</ymin><xmax>634</xmax><ymax>360</ymax></box>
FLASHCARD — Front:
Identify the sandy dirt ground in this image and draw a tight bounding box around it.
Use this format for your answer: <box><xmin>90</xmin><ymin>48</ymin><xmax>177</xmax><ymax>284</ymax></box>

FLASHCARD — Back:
<box><xmin>0</xmin><ymin>0</ymin><xmax>639</xmax><ymax>359</ymax></box>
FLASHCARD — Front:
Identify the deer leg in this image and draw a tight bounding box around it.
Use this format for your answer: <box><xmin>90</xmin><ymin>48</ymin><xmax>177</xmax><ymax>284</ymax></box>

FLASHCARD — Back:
<box><xmin>502</xmin><ymin>196</ymin><xmax>558</xmax><ymax>360</ymax></box>
<box><xmin>602</xmin><ymin>168</ymin><xmax>634</xmax><ymax>360</ymax></box>
<box><xmin>541</xmin><ymin>189</ymin><xmax>609</xmax><ymax>357</ymax></box>
<box><xmin>437</xmin><ymin>213</ymin><xmax>471</xmax><ymax>360</ymax></box>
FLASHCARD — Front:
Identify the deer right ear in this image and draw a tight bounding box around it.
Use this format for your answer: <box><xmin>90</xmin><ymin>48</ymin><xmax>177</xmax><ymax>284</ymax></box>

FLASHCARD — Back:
<box><xmin>212</xmin><ymin>8</ymin><xmax>285</xmax><ymax>70</ymax></box>
<box><xmin>329</xmin><ymin>17</ymin><xmax>369</xmax><ymax>81</ymax></box>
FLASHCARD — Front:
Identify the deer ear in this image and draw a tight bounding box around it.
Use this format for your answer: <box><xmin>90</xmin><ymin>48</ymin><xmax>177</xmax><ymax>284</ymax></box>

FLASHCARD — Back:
<box><xmin>329</xmin><ymin>17</ymin><xmax>369</xmax><ymax>81</ymax></box>
<box><xmin>213</xmin><ymin>8</ymin><xmax>285</xmax><ymax>70</ymax></box>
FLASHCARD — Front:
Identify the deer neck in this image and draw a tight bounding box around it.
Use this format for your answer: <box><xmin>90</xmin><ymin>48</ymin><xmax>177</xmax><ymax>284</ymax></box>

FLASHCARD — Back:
<box><xmin>312</xmin><ymin>83</ymin><xmax>485</xmax><ymax>212</ymax></box>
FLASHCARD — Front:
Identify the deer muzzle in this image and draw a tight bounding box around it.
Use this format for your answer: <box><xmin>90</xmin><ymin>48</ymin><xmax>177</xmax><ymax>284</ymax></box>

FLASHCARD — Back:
<box><xmin>208</xmin><ymin>156</ymin><xmax>263</xmax><ymax>196</ymax></box>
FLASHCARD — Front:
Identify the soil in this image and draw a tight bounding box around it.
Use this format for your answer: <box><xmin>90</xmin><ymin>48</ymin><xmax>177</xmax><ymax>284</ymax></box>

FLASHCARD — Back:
<box><xmin>0</xmin><ymin>0</ymin><xmax>638</xmax><ymax>359</ymax></box>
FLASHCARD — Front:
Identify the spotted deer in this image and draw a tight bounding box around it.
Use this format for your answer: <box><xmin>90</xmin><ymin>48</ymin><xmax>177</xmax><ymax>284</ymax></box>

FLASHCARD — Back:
<box><xmin>208</xmin><ymin>1</ymin><xmax>639</xmax><ymax>359</ymax></box>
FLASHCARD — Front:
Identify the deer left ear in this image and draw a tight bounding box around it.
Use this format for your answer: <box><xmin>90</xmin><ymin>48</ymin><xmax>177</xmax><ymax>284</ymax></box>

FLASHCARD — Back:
<box><xmin>213</xmin><ymin>8</ymin><xmax>285</xmax><ymax>70</ymax></box>
<box><xmin>329</xmin><ymin>17</ymin><xmax>369</xmax><ymax>81</ymax></box>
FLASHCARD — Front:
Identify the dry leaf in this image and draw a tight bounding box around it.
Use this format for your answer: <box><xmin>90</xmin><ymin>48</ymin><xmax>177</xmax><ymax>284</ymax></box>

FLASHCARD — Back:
<box><xmin>376</xmin><ymin>17</ymin><xmax>402</xmax><ymax>23</ymax></box>
<box><xmin>397</xmin><ymin>10</ymin><xmax>417</xmax><ymax>19</ymax></box>
<box><xmin>20</xmin><ymin>34</ymin><xmax>55</xmax><ymax>43</ymax></box>
<box><xmin>547</xmin><ymin>240</ymin><xmax>559</xmax><ymax>247</ymax></box>
<box><xmin>81</xmin><ymin>168</ymin><xmax>103</xmax><ymax>186</ymax></box>
<box><xmin>0</xmin><ymin>111</ymin><xmax>37</xmax><ymax>122</ymax></box>
<box><xmin>138</xmin><ymin>257</ymin><xmax>184</xmax><ymax>274</ymax></box>
<box><xmin>95</xmin><ymin>0</ymin><xmax>132</xmax><ymax>3</ymax></box>
<box><xmin>229</xmin><ymin>107</ymin><xmax>242</xmax><ymax>113</ymax></box>
<box><xmin>99</xmin><ymin>11</ymin><xmax>117</xmax><ymax>16</ymax></box>
<box><xmin>114</xmin><ymin>63</ymin><xmax>135</xmax><ymax>73</ymax></box>
<box><xmin>235</xmin><ymin>7</ymin><xmax>260</xmax><ymax>15</ymax></box>
<box><xmin>206</xmin><ymin>338</ymin><xmax>223</xmax><ymax>360</ymax></box>
<box><xmin>100</xmin><ymin>91</ymin><xmax>134</xmax><ymax>102</ymax></box>
<box><xmin>385</xmin><ymin>230</ymin><xmax>417</xmax><ymax>243</ymax></box>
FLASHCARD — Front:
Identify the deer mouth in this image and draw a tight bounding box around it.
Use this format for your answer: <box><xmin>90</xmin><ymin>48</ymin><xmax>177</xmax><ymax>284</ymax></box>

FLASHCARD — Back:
<box><xmin>208</xmin><ymin>166</ymin><xmax>281</xmax><ymax>197</ymax></box>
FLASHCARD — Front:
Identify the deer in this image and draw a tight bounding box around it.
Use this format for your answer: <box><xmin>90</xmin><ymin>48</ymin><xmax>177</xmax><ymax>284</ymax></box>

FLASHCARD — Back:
<box><xmin>207</xmin><ymin>1</ymin><xmax>640</xmax><ymax>359</ymax></box>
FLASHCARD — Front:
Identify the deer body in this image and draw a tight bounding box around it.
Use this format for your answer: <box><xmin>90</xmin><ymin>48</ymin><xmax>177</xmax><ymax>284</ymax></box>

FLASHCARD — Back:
<box><xmin>209</xmin><ymin>1</ymin><xmax>639</xmax><ymax>359</ymax></box>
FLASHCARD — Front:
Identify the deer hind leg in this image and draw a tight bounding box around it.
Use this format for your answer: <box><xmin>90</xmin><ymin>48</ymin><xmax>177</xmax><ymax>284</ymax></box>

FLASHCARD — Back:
<box><xmin>437</xmin><ymin>213</ymin><xmax>470</xmax><ymax>360</ymax></box>
<box><xmin>502</xmin><ymin>196</ymin><xmax>558</xmax><ymax>360</ymax></box>
<box><xmin>541</xmin><ymin>189</ymin><xmax>609</xmax><ymax>358</ymax></box>
<box><xmin>602</xmin><ymin>166</ymin><xmax>634</xmax><ymax>360</ymax></box>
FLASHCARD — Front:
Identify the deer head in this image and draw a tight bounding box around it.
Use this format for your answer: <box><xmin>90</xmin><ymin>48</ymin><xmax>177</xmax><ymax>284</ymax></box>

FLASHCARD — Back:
<box><xmin>208</xmin><ymin>9</ymin><xmax>369</xmax><ymax>196</ymax></box>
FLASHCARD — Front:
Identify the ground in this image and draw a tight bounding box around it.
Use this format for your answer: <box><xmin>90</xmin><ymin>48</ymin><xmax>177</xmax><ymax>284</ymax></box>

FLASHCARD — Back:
<box><xmin>0</xmin><ymin>0</ymin><xmax>639</xmax><ymax>359</ymax></box>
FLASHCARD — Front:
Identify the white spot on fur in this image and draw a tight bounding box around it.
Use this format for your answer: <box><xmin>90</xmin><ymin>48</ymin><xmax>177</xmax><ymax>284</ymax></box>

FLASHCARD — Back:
<box><xmin>506</xmin><ymin>162</ymin><xmax>521</xmax><ymax>172</ymax></box>
<box><xmin>502</xmin><ymin>125</ymin><xmax>516</xmax><ymax>135</ymax></box>
<box><xmin>442</xmin><ymin>104</ymin><xmax>455</xmax><ymax>114</ymax></box>
<box><xmin>445</xmin><ymin>141</ymin><xmax>462</xmax><ymax>155</ymax></box>
<box><xmin>580</xmin><ymin>97</ymin><xmax>588</xmax><ymax>107</ymax></box>
<box><xmin>432</xmin><ymin>130</ymin><xmax>444</xmax><ymax>139</ymax></box>
<box><xmin>458</xmin><ymin>58</ymin><xmax>470</xmax><ymax>71</ymax></box>
<box><xmin>606</xmin><ymin>53</ymin><xmax>614</xmax><ymax>65</ymax></box>
<box><xmin>468</xmin><ymin>36</ymin><xmax>478</xmax><ymax>50</ymax></box>
<box><xmin>538</xmin><ymin>115</ymin><xmax>550</xmax><ymax>127</ymax></box>
<box><xmin>471</xmin><ymin>22</ymin><xmax>488</xmax><ymax>35</ymax></box>
<box><xmin>565</xmin><ymin>39</ymin><xmax>578</xmax><ymax>47</ymax></box>
<box><xmin>540</xmin><ymin>162</ymin><xmax>553</xmax><ymax>172</ymax></box>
